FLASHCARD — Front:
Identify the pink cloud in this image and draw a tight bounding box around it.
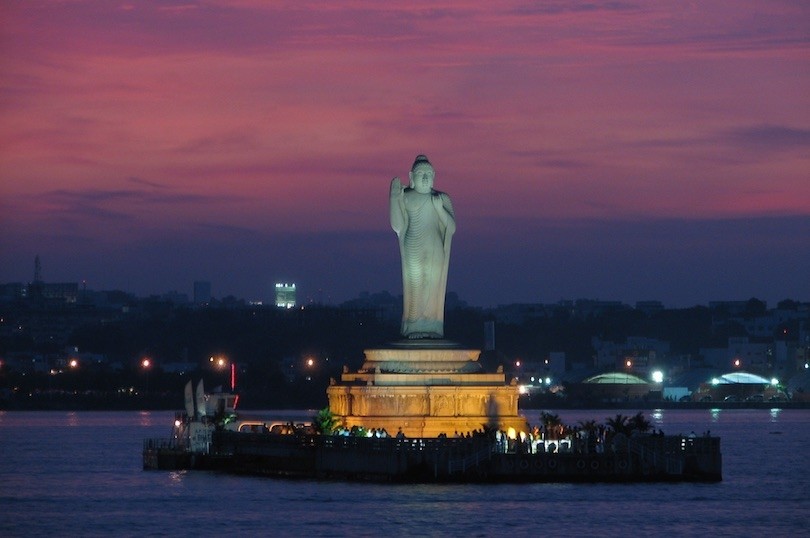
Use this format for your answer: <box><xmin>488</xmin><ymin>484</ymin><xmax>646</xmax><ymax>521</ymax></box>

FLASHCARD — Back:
<box><xmin>1</xmin><ymin>1</ymin><xmax>807</xmax><ymax>301</ymax></box>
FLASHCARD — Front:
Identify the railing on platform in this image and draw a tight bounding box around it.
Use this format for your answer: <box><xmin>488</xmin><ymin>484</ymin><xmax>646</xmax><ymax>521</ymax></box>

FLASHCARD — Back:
<box><xmin>143</xmin><ymin>438</ymin><xmax>180</xmax><ymax>451</ymax></box>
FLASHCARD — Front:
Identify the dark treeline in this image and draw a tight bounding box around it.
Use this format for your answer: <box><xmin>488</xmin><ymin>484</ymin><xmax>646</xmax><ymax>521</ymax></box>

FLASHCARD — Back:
<box><xmin>1</xmin><ymin>296</ymin><xmax>804</xmax><ymax>410</ymax></box>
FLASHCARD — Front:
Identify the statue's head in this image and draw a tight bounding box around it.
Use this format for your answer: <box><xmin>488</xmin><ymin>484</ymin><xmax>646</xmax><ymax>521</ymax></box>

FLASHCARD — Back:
<box><xmin>409</xmin><ymin>154</ymin><xmax>435</xmax><ymax>194</ymax></box>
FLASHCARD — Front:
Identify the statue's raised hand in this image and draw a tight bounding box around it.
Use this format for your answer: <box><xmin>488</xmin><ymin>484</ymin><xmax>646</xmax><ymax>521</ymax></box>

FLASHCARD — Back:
<box><xmin>390</xmin><ymin>177</ymin><xmax>404</xmax><ymax>198</ymax></box>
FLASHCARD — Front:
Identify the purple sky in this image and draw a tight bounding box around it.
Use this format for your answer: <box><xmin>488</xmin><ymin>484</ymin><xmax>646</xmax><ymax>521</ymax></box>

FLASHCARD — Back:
<box><xmin>1</xmin><ymin>1</ymin><xmax>808</xmax><ymax>307</ymax></box>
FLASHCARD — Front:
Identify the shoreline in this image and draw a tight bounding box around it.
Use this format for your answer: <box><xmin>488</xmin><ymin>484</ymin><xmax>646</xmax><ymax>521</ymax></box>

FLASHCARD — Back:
<box><xmin>3</xmin><ymin>398</ymin><xmax>809</xmax><ymax>412</ymax></box>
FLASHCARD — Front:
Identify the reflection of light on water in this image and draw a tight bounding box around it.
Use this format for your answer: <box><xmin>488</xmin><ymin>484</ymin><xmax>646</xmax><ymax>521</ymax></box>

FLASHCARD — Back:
<box><xmin>710</xmin><ymin>408</ymin><xmax>721</xmax><ymax>422</ymax></box>
<box><xmin>139</xmin><ymin>411</ymin><xmax>153</xmax><ymax>427</ymax></box>
<box><xmin>169</xmin><ymin>471</ymin><xmax>187</xmax><ymax>485</ymax></box>
<box><xmin>67</xmin><ymin>412</ymin><xmax>79</xmax><ymax>427</ymax></box>
<box><xmin>651</xmin><ymin>409</ymin><xmax>663</xmax><ymax>424</ymax></box>
<box><xmin>770</xmin><ymin>408</ymin><xmax>781</xmax><ymax>422</ymax></box>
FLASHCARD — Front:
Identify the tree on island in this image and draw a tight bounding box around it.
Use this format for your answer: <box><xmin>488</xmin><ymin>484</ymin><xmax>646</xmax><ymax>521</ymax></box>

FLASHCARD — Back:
<box><xmin>628</xmin><ymin>411</ymin><xmax>652</xmax><ymax>434</ymax></box>
<box><xmin>606</xmin><ymin>413</ymin><xmax>631</xmax><ymax>436</ymax></box>
<box><xmin>313</xmin><ymin>407</ymin><xmax>339</xmax><ymax>434</ymax></box>
<box><xmin>540</xmin><ymin>411</ymin><xmax>564</xmax><ymax>439</ymax></box>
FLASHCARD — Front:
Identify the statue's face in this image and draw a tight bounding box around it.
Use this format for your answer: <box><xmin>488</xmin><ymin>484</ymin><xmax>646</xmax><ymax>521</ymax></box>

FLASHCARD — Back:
<box><xmin>410</xmin><ymin>164</ymin><xmax>435</xmax><ymax>194</ymax></box>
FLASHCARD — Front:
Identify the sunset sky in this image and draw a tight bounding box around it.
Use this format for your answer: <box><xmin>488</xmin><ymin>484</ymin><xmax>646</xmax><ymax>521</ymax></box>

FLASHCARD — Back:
<box><xmin>1</xmin><ymin>1</ymin><xmax>808</xmax><ymax>307</ymax></box>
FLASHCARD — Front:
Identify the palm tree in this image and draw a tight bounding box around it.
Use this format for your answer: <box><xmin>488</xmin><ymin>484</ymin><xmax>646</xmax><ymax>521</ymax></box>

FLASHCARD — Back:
<box><xmin>577</xmin><ymin>419</ymin><xmax>599</xmax><ymax>453</ymax></box>
<box><xmin>540</xmin><ymin>411</ymin><xmax>564</xmax><ymax>440</ymax></box>
<box><xmin>628</xmin><ymin>411</ymin><xmax>652</xmax><ymax>433</ymax></box>
<box><xmin>605</xmin><ymin>413</ymin><xmax>630</xmax><ymax>436</ymax></box>
<box><xmin>540</xmin><ymin>411</ymin><xmax>562</xmax><ymax>428</ymax></box>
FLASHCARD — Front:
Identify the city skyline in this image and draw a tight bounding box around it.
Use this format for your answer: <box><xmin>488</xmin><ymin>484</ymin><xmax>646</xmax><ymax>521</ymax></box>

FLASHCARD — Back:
<box><xmin>1</xmin><ymin>1</ymin><xmax>808</xmax><ymax>307</ymax></box>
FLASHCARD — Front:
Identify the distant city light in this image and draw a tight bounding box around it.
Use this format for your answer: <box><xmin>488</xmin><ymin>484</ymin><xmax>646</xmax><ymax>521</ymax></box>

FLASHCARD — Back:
<box><xmin>69</xmin><ymin>359</ymin><xmax>78</xmax><ymax>368</ymax></box>
<box><xmin>625</xmin><ymin>359</ymin><xmax>633</xmax><ymax>368</ymax></box>
<box><xmin>141</xmin><ymin>358</ymin><xmax>150</xmax><ymax>368</ymax></box>
<box><xmin>515</xmin><ymin>360</ymin><xmax>521</xmax><ymax>367</ymax></box>
<box><xmin>545</xmin><ymin>377</ymin><xmax>551</xmax><ymax>385</ymax></box>
<box><xmin>733</xmin><ymin>358</ymin><xmax>741</xmax><ymax>367</ymax></box>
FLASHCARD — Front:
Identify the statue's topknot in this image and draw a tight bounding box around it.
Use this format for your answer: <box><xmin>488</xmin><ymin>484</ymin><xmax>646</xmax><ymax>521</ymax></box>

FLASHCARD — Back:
<box><xmin>411</xmin><ymin>154</ymin><xmax>431</xmax><ymax>172</ymax></box>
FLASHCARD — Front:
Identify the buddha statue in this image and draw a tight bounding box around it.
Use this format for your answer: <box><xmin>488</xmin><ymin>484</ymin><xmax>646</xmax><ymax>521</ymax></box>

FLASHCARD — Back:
<box><xmin>389</xmin><ymin>155</ymin><xmax>456</xmax><ymax>338</ymax></box>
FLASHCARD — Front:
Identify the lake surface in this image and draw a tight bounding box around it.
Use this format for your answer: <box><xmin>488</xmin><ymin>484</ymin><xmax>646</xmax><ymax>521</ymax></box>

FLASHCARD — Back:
<box><xmin>1</xmin><ymin>408</ymin><xmax>808</xmax><ymax>537</ymax></box>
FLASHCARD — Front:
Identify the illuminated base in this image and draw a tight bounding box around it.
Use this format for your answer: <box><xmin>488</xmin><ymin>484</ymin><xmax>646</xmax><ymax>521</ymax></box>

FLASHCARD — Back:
<box><xmin>327</xmin><ymin>346</ymin><xmax>528</xmax><ymax>438</ymax></box>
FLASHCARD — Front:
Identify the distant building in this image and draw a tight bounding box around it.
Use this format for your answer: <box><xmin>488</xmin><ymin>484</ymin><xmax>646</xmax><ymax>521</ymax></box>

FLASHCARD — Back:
<box><xmin>635</xmin><ymin>301</ymin><xmax>664</xmax><ymax>316</ymax></box>
<box><xmin>0</xmin><ymin>283</ymin><xmax>25</xmax><ymax>302</ymax></box>
<box><xmin>275</xmin><ymin>282</ymin><xmax>296</xmax><ymax>309</ymax></box>
<box><xmin>193</xmin><ymin>281</ymin><xmax>211</xmax><ymax>305</ymax></box>
<box><xmin>29</xmin><ymin>282</ymin><xmax>79</xmax><ymax>303</ymax></box>
<box><xmin>162</xmin><ymin>291</ymin><xmax>189</xmax><ymax>305</ymax></box>
<box><xmin>592</xmin><ymin>336</ymin><xmax>670</xmax><ymax>373</ymax></box>
<box><xmin>699</xmin><ymin>336</ymin><xmax>772</xmax><ymax>372</ymax></box>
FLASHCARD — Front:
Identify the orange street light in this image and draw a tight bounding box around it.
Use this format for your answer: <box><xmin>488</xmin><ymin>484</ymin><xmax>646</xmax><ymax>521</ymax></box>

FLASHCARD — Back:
<box><xmin>210</xmin><ymin>355</ymin><xmax>228</xmax><ymax>369</ymax></box>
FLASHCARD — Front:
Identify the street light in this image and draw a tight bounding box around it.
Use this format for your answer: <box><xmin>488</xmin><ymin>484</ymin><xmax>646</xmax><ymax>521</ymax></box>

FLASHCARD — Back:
<box><xmin>210</xmin><ymin>355</ymin><xmax>237</xmax><ymax>390</ymax></box>
<box><xmin>210</xmin><ymin>355</ymin><xmax>227</xmax><ymax>369</ymax></box>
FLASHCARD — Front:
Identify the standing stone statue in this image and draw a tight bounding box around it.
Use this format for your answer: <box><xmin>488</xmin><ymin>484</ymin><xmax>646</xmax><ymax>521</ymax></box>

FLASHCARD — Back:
<box><xmin>390</xmin><ymin>155</ymin><xmax>456</xmax><ymax>339</ymax></box>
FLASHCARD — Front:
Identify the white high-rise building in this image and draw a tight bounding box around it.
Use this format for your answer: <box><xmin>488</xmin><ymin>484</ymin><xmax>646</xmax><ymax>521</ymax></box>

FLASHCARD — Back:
<box><xmin>275</xmin><ymin>282</ymin><xmax>296</xmax><ymax>308</ymax></box>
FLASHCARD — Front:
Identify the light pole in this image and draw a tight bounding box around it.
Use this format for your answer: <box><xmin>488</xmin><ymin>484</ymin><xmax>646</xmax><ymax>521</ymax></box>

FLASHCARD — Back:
<box><xmin>141</xmin><ymin>357</ymin><xmax>151</xmax><ymax>396</ymax></box>
<box><xmin>210</xmin><ymin>355</ymin><xmax>232</xmax><ymax>389</ymax></box>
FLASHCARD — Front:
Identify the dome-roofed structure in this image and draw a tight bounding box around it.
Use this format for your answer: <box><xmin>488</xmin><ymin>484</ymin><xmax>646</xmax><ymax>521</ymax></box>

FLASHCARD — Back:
<box><xmin>582</xmin><ymin>372</ymin><xmax>650</xmax><ymax>385</ymax></box>
<box><xmin>712</xmin><ymin>371</ymin><xmax>770</xmax><ymax>384</ymax></box>
<box><xmin>565</xmin><ymin>371</ymin><xmax>653</xmax><ymax>402</ymax></box>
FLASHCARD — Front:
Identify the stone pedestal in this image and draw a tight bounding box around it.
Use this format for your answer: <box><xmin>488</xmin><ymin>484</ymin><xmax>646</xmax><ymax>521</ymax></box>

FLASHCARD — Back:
<box><xmin>327</xmin><ymin>342</ymin><xmax>528</xmax><ymax>438</ymax></box>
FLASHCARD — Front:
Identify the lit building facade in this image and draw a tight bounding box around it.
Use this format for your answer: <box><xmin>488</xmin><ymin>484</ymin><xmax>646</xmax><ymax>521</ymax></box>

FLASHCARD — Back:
<box><xmin>275</xmin><ymin>282</ymin><xmax>296</xmax><ymax>309</ymax></box>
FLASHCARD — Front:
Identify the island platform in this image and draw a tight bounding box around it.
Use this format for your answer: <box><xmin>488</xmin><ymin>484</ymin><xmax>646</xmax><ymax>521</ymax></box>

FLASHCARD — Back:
<box><xmin>144</xmin><ymin>427</ymin><xmax>721</xmax><ymax>483</ymax></box>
